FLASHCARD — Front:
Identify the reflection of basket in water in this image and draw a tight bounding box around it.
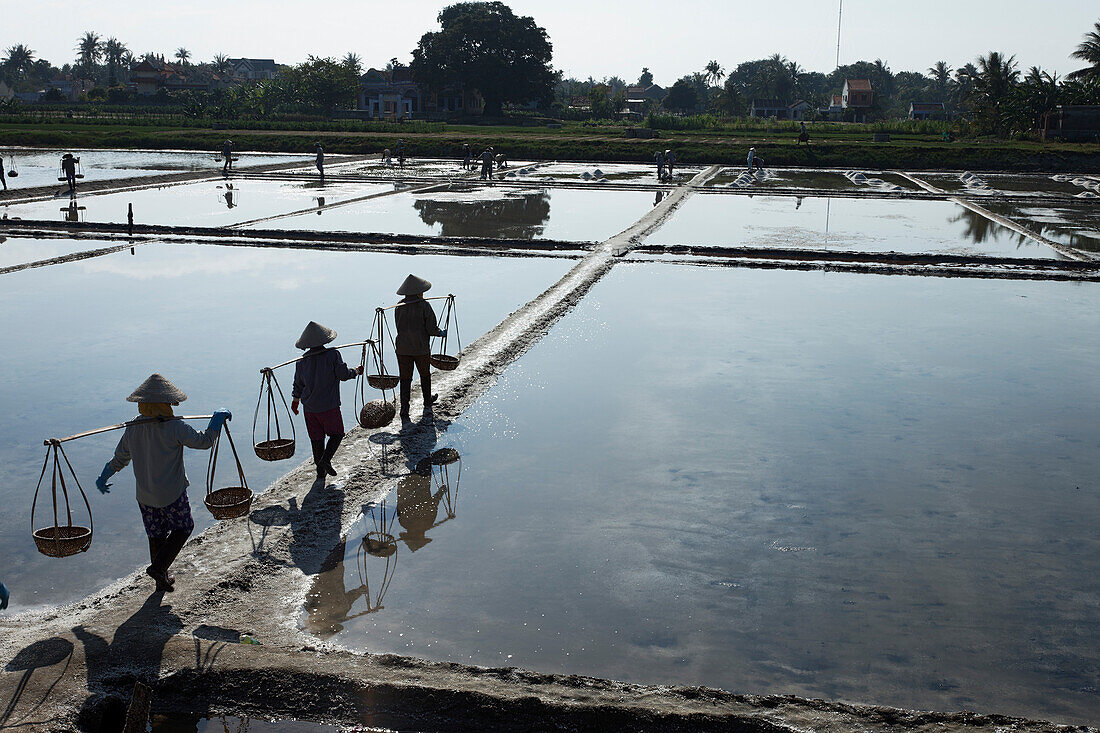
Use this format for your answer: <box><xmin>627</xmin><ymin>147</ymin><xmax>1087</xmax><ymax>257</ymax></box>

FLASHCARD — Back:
<box><xmin>205</xmin><ymin>424</ymin><xmax>253</xmax><ymax>521</ymax></box>
<box><xmin>31</xmin><ymin>441</ymin><xmax>94</xmax><ymax>558</ymax></box>
<box><xmin>365</xmin><ymin>531</ymin><xmax>398</xmax><ymax>557</ymax></box>
<box><xmin>429</xmin><ymin>354</ymin><xmax>459</xmax><ymax>371</ymax></box>
<box><xmin>254</xmin><ymin>438</ymin><xmax>295</xmax><ymax>462</ymax></box>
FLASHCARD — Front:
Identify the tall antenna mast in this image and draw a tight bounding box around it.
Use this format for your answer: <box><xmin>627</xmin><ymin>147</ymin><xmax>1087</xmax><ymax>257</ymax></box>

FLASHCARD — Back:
<box><xmin>835</xmin><ymin>0</ymin><xmax>843</xmax><ymax>70</ymax></box>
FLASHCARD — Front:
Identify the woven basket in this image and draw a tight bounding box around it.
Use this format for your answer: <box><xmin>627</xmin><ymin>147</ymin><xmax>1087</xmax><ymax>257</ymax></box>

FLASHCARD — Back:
<box><xmin>430</xmin><ymin>354</ymin><xmax>459</xmax><ymax>371</ymax></box>
<box><xmin>33</xmin><ymin>526</ymin><xmax>92</xmax><ymax>558</ymax></box>
<box><xmin>205</xmin><ymin>487</ymin><xmax>253</xmax><ymax>520</ymax></box>
<box><xmin>359</xmin><ymin>400</ymin><xmax>396</xmax><ymax>429</ymax></box>
<box><xmin>430</xmin><ymin>447</ymin><xmax>461</xmax><ymax>466</ymax></box>
<box><xmin>367</xmin><ymin>374</ymin><xmax>400</xmax><ymax>390</ymax></box>
<box><xmin>365</xmin><ymin>531</ymin><xmax>398</xmax><ymax>557</ymax></box>
<box><xmin>254</xmin><ymin>438</ymin><xmax>295</xmax><ymax>462</ymax></box>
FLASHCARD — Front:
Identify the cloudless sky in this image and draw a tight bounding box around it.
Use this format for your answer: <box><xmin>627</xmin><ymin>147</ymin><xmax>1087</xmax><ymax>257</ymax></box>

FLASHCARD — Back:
<box><xmin>7</xmin><ymin>1</ymin><xmax>1098</xmax><ymax>83</ymax></box>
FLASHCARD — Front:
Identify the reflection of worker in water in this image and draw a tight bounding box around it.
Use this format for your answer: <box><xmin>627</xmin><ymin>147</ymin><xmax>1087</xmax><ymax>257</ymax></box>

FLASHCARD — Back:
<box><xmin>60</xmin><ymin>153</ymin><xmax>78</xmax><ymax>193</ymax></box>
<box><xmin>63</xmin><ymin>199</ymin><xmax>82</xmax><ymax>222</ymax></box>
<box><xmin>394</xmin><ymin>274</ymin><xmax>445</xmax><ymax>419</ymax></box>
<box><xmin>479</xmin><ymin>147</ymin><xmax>494</xmax><ymax>180</ymax></box>
<box><xmin>315</xmin><ymin>142</ymin><xmax>325</xmax><ymax>178</ymax></box>
<box><xmin>302</xmin><ymin>537</ymin><xmax>367</xmax><ymax>638</ymax></box>
<box><xmin>222</xmin><ymin>183</ymin><xmax>236</xmax><ymax>209</ymax></box>
<box><xmin>397</xmin><ymin>466</ymin><xmax>448</xmax><ymax>552</ymax></box>
<box><xmin>221</xmin><ymin>139</ymin><xmax>234</xmax><ymax>173</ymax></box>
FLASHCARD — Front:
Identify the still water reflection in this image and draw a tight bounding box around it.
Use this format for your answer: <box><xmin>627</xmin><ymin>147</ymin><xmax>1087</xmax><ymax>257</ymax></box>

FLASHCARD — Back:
<box><xmin>151</xmin><ymin>715</ymin><xmax>339</xmax><ymax>732</ymax></box>
<box><xmin>306</xmin><ymin>264</ymin><xmax>1099</xmax><ymax>725</ymax></box>
<box><xmin>0</xmin><ymin>244</ymin><xmax>570</xmax><ymax>609</ymax></box>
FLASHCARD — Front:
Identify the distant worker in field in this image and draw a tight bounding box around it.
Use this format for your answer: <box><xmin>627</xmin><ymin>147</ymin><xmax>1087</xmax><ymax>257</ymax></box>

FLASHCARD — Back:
<box><xmin>665</xmin><ymin>149</ymin><xmax>676</xmax><ymax>180</ymax></box>
<box><xmin>396</xmin><ymin>139</ymin><xmax>407</xmax><ymax>166</ymax></box>
<box><xmin>221</xmin><ymin>140</ymin><xmax>234</xmax><ymax>173</ymax></box>
<box><xmin>462</xmin><ymin>143</ymin><xmax>471</xmax><ymax>170</ymax></box>
<box><xmin>95</xmin><ymin>374</ymin><xmax>232</xmax><ymax>593</ymax></box>
<box><xmin>394</xmin><ymin>274</ymin><xmax>446</xmax><ymax>420</ymax></box>
<box><xmin>0</xmin><ymin>161</ymin><xmax>7</xmax><ymax>191</ymax></box>
<box><xmin>798</xmin><ymin>121</ymin><xmax>809</xmax><ymax>146</ymax></box>
<box><xmin>479</xmin><ymin>146</ymin><xmax>494</xmax><ymax>180</ymax></box>
<box><xmin>315</xmin><ymin>142</ymin><xmax>325</xmax><ymax>178</ymax></box>
<box><xmin>496</xmin><ymin>150</ymin><xmax>508</xmax><ymax>170</ymax></box>
<box><xmin>655</xmin><ymin>149</ymin><xmax>665</xmax><ymax>180</ymax></box>
<box><xmin>290</xmin><ymin>321</ymin><xmax>363</xmax><ymax>483</ymax></box>
<box><xmin>747</xmin><ymin>147</ymin><xmax>759</xmax><ymax>172</ymax></box>
<box><xmin>382</xmin><ymin>148</ymin><xmax>392</xmax><ymax>165</ymax></box>
<box><xmin>60</xmin><ymin>153</ymin><xmax>79</xmax><ymax>193</ymax></box>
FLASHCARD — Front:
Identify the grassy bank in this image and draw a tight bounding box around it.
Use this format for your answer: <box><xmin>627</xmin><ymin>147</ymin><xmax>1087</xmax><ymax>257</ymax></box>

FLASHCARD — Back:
<box><xmin>1</xmin><ymin>119</ymin><xmax>1098</xmax><ymax>172</ymax></box>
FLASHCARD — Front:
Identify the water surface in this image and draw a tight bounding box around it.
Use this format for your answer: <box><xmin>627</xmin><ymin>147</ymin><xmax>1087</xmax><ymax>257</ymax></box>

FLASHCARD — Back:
<box><xmin>305</xmin><ymin>264</ymin><xmax>1099</xmax><ymax>725</ymax></box>
<box><xmin>649</xmin><ymin>194</ymin><xmax>1064</xmax><ymax>258</ymax></box>
<box><xmin>0</xmin><ymin>243</ymin><xmax>571</xmax><ymax>609</ymax></box>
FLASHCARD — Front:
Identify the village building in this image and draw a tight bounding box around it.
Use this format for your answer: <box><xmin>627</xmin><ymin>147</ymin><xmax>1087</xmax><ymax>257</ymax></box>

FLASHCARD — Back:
<box><xmin>788</xmin><ymin>99</ymin><xmax>812</xmax><ymax>121</ymax></box>
<box><xmin>623</xmin><ymin>84</ymin><xmax>666</xmax><ymax>115</ymax></box>
<box><xmin>841</xmin><ymin>79</ymin><xmax>874</xmax><ymax>122</ymax></box>
<box><xmin>749</xmin><ymin>99</ymin><xmax>789</xmax><ymax>119</ymax></box>
<box><xmin>909</xmin><ymin>102</ymin><xmax>946</xmax><ymax>121</ymax></box>
<box><xmin>355</xmin><ymin>67</ymin><xmax>482</xmax><ymax>121</ymax></box>
<box><xmin>130</xmin><ymin>58</ymin><xmax>231</xmax><ymax>96</ymax></box>
<box><xmin>1042</xmin><ymin>105</ymin><xmax>1100</xmax><ymax>142</ymax></box>
<box><xmin>228</xmin><ymin>58</ymin><xmax>279</xmax><ymax>81</ymax></box>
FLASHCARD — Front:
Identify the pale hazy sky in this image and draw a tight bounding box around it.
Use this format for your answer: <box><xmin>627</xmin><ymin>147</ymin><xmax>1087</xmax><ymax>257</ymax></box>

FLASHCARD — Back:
<box><xmin>7</xmin><ymin>1</ymin><xmax>1098</xmax><ymax>83</ymax></box>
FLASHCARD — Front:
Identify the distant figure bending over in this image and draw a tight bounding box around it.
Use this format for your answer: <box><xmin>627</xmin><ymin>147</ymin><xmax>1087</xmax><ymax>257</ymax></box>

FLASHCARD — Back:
<box><xmin>221</xmin><ymin>140</ymin><xmax>234</xmax><ymax>173</ymax></box>
<box><xmin>747</xmin><ymin>147</ymin><xmax>764</xmax><ymax>172</ymax></box>
<box><xmin>96</xmin><ymin>374</ymin><xmax>232</xmax><ymax>593</ymax></box>
<box><xmin>479</xmin><ymin>147</ymin><xmax>494</xmax><ymax>180</ymax></box>
<box><xmin>394</xmin><ymin>274</ymin><xmax>446</xmax><ymax>420</ymax></box>
<box><xmin>315</xmin><ymin>142</ymin><xmax>325</xmax><ymax>178</ymax></box>
<box><xmin>60</xmin><ymin>153</ymin><xmax>79</xmax><ymax>193</ymax></box>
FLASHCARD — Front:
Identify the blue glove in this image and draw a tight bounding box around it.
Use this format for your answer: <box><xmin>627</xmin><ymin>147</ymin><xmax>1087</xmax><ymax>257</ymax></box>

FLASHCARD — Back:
<box><xmin>0</xmin><ymin>581</ymin><xmax>9</xmax><ymax>611</ymax></box>
<box><xmin>96</xmin><ymin>462</ymin><xmax>115</xmax><ymax>495</ymax></box>
<box><xmin>439</xmin><ymin>328</ymin><xmax>448</xmax><ymax>338</ymax></box>
<box><xmin>208</xmin><ymin>408</ymin><xmax>232</xmax><ymax>432</ymax></box>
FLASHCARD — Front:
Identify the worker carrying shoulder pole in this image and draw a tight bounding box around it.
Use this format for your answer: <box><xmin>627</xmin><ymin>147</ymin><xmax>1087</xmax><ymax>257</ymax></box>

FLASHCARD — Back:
<box><xmin>394</xmin><ymin>274</ymin><xmax>446</xmax><ymax>420</ymax></box>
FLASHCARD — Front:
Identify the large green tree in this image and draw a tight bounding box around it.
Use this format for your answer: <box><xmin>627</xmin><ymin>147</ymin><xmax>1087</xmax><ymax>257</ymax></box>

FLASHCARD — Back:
<box><xmin>280</xmin><ymin>56</ymin><xmax>360</xmax><ymax>115</ymax></box>
<box><xmin>1069</xmin><ymin>20</ymin><xmax>1100</xmax><ymax>80</ymax></box>
<box><xmin>411</xmin><ymin>1</ymin><xmax>554</xmax><ymax>116</ymax></box>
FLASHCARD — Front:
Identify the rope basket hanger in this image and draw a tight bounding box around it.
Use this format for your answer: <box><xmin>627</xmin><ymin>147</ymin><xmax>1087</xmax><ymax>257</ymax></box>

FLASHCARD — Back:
<box><xmin>252</xmin><ymin>368</ymin><xmax>296</xmax><ymax>461</ymax></box>
<box><xmin>205</xmin><ymin>423</ymin><xmax>252</xmax><ymax>520</ymax></box>
<box><xmin>355</xmin><ymin>341</ymin><xmax>396</xmax><ymax>430</ymax></box>
<box><xmin>430</xmin><ymin>295</ymin><xmax>462</xmax><ymax>371</ymax></box>
<box><xmin>31</xmin><ymin>442</ymin><xmax>93</xmax><ymax>558</ymax></box>
<box><xmin>366</xmin><ymin>308</ymin><xmax>400</xmax><ymax>391</ymax></box>
<box><xmin>8</xmin><ymin>155</ymin><xmax>18</xmax><ymax>177</ymax></box>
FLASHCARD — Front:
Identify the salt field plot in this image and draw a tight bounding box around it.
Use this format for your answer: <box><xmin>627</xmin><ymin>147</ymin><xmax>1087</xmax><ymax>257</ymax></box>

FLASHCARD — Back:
<box><xmin>305</xmin><ymin>264</ymin><xmax>1099</xmax><ymax>725</ymax></box>
<box><xmin>152</xmin><ymin>716</ymin><xmax>338</xmax><ymax>732</ymax></box>
<box><xmin>919</xmin><ymin>172</ymin><xmax>1089</xmax><ymax>197</ymax></box>
<box><xmin>332</xmin><ymin>157</ymin><xmax>534</xmax><ymax>178</ymax></box>
<box><xmin>0</xmin><ymin>236</ymin><xmax>128</xmax><ymax>269</ymax></box>
<box><xmin>649</xmin><ymin>194</ymin><xmax>1064</xmax><ymax>258</ymax></box>
<box><xmin>0</xmin><ymin>242</ymin><xmax>572</xmax><ymax>609</ymax></box>
<box><xmin>0</xmin><ymin>148</ymin><xmax>312</xmax><ymax>191</ymax></box>
<box><xmin>985</xmin><ymin>201</ymin><xmax>1100</xmax><ymax>253</ymax></box>
<box><xmin>522</xmin><ymin>161</ymin><xmax>697</xmax><ymax>185</ymax></box>
<box><xmin>254</xmin><ymin>186</ymin><xmax>656</xmax><ymax>241</ymax></box>
<box><xmin>707</xmin><ymin>168</ymin><xmax>919</xmax><ymax>192</ymax></box>
<box><xmin>0</xmin><ymin>178</ymin><xmax>392</xmax><ymax>227</ymax></box>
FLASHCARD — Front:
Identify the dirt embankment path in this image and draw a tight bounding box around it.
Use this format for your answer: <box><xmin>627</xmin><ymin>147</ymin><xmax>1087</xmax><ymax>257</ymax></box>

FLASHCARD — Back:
<box><xmin>0</xmin><ymin>165</ymin><xmax>1093</xmax><ymax>732</ymax></box>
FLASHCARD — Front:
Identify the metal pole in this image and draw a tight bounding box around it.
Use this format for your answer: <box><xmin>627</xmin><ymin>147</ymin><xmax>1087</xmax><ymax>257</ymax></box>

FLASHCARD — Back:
<box><xmin>836</xmin><ymin>0</ymin><xmax>843</xmax><ymax>70</ymax></box>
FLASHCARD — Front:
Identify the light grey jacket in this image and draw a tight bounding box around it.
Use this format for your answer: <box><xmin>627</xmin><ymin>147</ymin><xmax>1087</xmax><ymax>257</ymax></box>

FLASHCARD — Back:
<box><xmin>108</xmin><ymin>418</ymin><xmax>220</xmax><ymax>508</ymax></box>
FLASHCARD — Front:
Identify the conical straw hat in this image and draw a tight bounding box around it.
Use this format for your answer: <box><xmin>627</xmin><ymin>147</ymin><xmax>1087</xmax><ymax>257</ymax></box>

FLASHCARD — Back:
<box><xmin>397</xmin><ymin>274</ymin><xmax>432</xmax><ymax>296</ymax></box>
<box><xmin>296</xmin><ymin>321</ymin><xmax>337</xmax><ymax>350</ymax></box>
<box><xmin>127</xmin><ymin>373</ymin><xmax>188</xmax><ymax>404</ymax></box>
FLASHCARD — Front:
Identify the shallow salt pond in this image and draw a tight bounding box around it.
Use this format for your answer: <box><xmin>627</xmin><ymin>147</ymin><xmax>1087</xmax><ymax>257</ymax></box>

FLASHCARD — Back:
<box><xmin>984</xmin><ymin>201</ymin><xmax>1100</xmax><ymax>253</ymax></box>
<box><xmin>648</xmin><ymin>193</ymin><xmax>1065</xmax><ymax>258</ymax></box>
<box><xmin>151</xmin><ymin>716</ymin><xmax>341</xmax><ymax>732</ymax></box>
<box><xmin>0</xmin><ymin>236</ymin><xmax>128</xmax><ymax>269</ymax></box>
<box><xmin>707</xmin><ymin>168</ymin><xmax>918</xmax><ymax>192</ymax></box>
<box><xmin>918</xmin><ymin>172</ymin><xmax>1089</xmax><ymax>197</ymax></box>
<box><xmin>0</xmin><ymin>243</ymin><xmax>572</xmax><ymax>609</ymax></box>
<box><xmin>0</xmin><ymin>148</ymin><xmax>313</xmax><ymax>191</ymax></box>
<box><xmin>1</xmin><ymin>179</ymin><xmax>392</xmax><ymax>228</ymax></box>
<box><xmin>304</xmin><ymin>264</ymin><xmax>1099</xmax><ymax>725</ymax></box>
<box><xmin>251</xmin><ymin>186</ymin><xmax>655</xmax><ymax>241</ymax></box>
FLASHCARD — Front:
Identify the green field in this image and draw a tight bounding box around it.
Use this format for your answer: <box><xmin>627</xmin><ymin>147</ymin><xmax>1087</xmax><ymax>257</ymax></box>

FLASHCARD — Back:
<box><xmin>1</xmin><ymin>116</ymin><xmax>1097</xmax><ymax>172</ymax></box>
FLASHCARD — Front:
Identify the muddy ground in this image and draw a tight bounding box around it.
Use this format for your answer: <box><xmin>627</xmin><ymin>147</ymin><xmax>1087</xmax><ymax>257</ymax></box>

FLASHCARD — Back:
<box><xmin>1</xmin><ymin>165</ymin><xmax>1096</xmax><ymax>732</ymax></box>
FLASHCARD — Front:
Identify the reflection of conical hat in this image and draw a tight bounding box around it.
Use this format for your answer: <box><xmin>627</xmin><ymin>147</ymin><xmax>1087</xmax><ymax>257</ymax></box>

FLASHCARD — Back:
<box><xmin>127</xmin><ymin>373</ymin><xmax>187</xmax><ymax>403</ymax></box>
<box><xmin>397</xmin><ymin>274</ymin><xmax>431</xmax><ymax>296</ymax></box>
<box><xmin>397</xmin><ymin>473</ymin><xmax>439</xmax><ymax>552</ymax></box>
<box><xmin>296</xmin><ymin>321</ymin><xmax>337</xmax><ymax>350</ymax></box>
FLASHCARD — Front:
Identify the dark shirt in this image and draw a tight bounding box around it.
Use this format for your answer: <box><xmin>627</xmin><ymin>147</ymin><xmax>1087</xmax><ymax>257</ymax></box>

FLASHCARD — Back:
<box><xmin>292</xmin><ymin>347</ymin><xmax>357</xmax><ymax>413</ymax></box>
<box><xmin>61</xmin><ymin>158</ymin><xmax>77</xmax><ymax>175</ymax></box>
<box><xmin>394</xmin><ymin>297</ymin><xmax>443</xmax><ymax>356</ymax></box>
